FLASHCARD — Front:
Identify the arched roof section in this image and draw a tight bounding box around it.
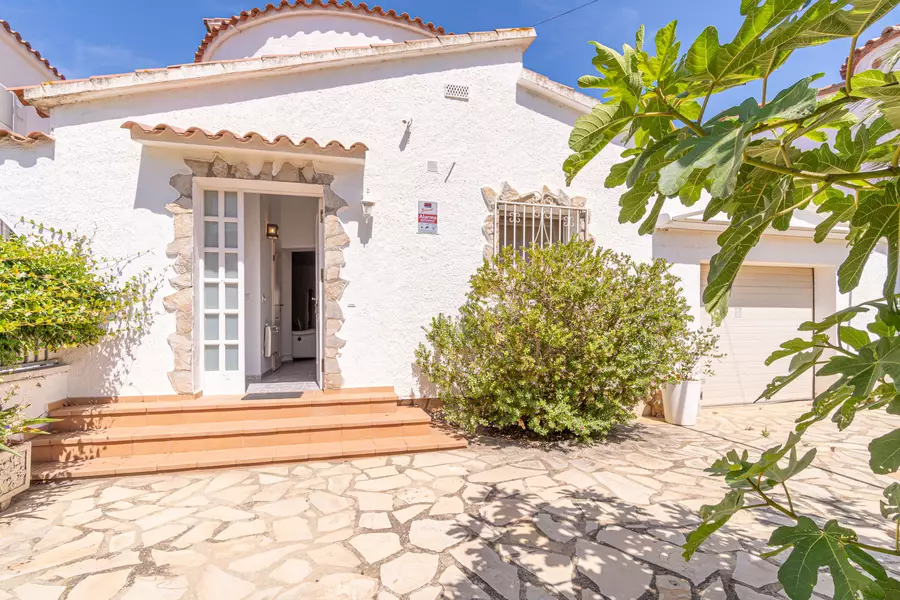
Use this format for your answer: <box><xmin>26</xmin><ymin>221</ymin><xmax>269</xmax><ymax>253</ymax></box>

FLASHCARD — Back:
<box><xmin>840</xmin><ymin>25</ymin><xmax>900</xmax><ymax>78</ymax></box>
<box><xmin>195</xmin><ymin>1</ymin><xmax>447</xmax><ymax>63</ymax></box>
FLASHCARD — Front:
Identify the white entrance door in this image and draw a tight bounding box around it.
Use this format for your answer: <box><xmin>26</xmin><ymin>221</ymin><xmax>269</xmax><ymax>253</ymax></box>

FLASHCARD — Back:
<box><xmin>701</xmin><ymin>264</ymin><xmax>815</xmax><ymax>405</ymax></box>
<box><xmin>316</xmin><ymin>202</ymin><xmax>325</xmax><ymax>389</ymax></box>
<box><xmin>200</xmin><ymin>189</ymin><xmax>245</xmax><ymax>395</ymax></box>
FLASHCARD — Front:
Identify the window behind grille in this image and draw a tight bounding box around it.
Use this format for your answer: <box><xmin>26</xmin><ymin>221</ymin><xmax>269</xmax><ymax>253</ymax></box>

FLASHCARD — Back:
<box><xmin>494</xmin><ymin>201</ymin><xmax>588</xmax><ymax>257</ymax></box>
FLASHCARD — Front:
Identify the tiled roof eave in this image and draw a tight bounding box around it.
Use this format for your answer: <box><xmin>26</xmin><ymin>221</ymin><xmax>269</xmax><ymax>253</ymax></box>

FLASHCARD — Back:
<box><xmin>662</xmin><ymin>214</ymin><xmax>849</xmax><ymax>241</ymax></box>
<box><xmin>1</xmin><ymin>19</ymin><xmax>64</xmax><ymax>80</ymax></box>
<box><xmin>840</xmin><ymin>24</ymin><xmax>900</xmax><ymax>78</ymax></box>
<box><xmin>195</xmin><ymin>1</ymin><xmax>449</xmax><ymax>63</ymax></box>
<box><xmin>16</xmin><ymin>29</ymin><xmax>536</xmax><ymax>110</ymax></box>
<box><xmin>122</xmin><ymin>122</ymin><xmax>367</xmax><ymax>160</ymax></box>
<box><xmin>518</xmin><ymin>69</ymin><xmax>598</xmax><ymax>113</ymax></box>
<box><xmin>0</xmin><ymin>129</ymin><xmax>54</xmax><ymax>146</ymax></box>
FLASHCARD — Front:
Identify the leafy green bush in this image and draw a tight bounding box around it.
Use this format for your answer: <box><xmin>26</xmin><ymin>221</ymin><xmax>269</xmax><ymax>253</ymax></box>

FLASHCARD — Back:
<box><xmin>0</xmin><ymin>225</ymin><xmax>151</xmax><ymax>366</ymax></box>
<box><xmin>415</xmin><ymin>240</ymin><xmax>694</xmax><ymax>440</ymax></box>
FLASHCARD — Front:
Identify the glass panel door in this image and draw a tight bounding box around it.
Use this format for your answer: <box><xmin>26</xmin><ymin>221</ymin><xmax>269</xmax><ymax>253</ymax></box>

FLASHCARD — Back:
<box><xmin>200</xmin><ymin>189</ymin><xmax>244</xmax><ymax>395</ymax></box>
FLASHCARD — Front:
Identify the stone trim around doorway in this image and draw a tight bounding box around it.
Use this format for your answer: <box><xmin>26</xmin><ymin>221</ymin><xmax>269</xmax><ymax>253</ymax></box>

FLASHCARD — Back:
<box><xmin>162</xmin><ymin>154</ymin><xmax>350</xmax><ymax>394</ymax></box>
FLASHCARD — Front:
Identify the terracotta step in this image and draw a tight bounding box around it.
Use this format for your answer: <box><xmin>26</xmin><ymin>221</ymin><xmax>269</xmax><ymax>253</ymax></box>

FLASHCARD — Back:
<box><xmin>63</xmin><ymin>386</ymin><xmax>397</xmax><ymax>406</ymax></box>
<box><xmin>31</xmin><ymin>432</ymin><xmax>468</xmax><ymax>481</ymax></box>
<box><xmin>49</xmin><ymin>391</ymin><xmax>400</xmax><ymax>431</ymax></box>
<box><xmin>31</xmin><ymin>407</ymin><xmax>432</xmax><ymax>462</ymax></box>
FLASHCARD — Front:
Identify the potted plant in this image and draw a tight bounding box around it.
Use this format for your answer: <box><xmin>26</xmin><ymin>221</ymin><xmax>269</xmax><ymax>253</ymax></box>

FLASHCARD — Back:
<box><xmin>662</xmin><ymin>328</ymin><xmax>723</xmax><ymax>426</ymax></box>
<box><xmin>0</xmin><ymin>386</ymin><xmax>55</xmax><ymax>511</ymax></box>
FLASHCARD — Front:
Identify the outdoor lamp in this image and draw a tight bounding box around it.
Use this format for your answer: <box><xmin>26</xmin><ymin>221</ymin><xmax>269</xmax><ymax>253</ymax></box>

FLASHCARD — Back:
<box><xmin>361</xmin><ymin>200</ymin><xmax>376</xmax><ymax>221</ymax></box>
<box><xmin>266</xmin><ymin>223</ymin><xmax>279</xmax><ymax>239</ymax></box>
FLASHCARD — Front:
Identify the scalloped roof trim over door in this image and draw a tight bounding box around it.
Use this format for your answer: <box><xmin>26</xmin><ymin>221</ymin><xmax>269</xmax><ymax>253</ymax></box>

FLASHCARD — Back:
<box><xmin>121</xmin><ymin>122</ymin><xmax>368</xmax><ymax>158</ymax></box>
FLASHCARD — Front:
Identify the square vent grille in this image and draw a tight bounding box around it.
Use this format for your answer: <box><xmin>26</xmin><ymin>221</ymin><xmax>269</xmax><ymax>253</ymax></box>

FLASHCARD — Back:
<box><xmin>427</xmin><ymin>160</ymin><xmax>439</xmax><ymax>173</ymax></box>
<box><xmin>444</xmin><ymin>84</ymin><xmax>470</xmax><ymax>101</ymax></box>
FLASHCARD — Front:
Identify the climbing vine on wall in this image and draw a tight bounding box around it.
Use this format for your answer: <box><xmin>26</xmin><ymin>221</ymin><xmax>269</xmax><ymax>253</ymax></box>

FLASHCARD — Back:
<box><xmin>0</xmin><ymin>220</ymin><xmax>155</xmax><ymax>366</ymax></box>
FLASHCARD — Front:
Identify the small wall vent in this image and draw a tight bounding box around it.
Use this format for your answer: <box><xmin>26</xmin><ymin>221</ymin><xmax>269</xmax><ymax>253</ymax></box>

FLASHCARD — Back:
<box><xmin>426</xmin><ymin>160</ymin><xmax>439</xmax><ymax>173</ymax></box>
<box><xmin>444</xmin><ymin>84</ymin><xmax>470</xmax><ymax>101</ymax></box>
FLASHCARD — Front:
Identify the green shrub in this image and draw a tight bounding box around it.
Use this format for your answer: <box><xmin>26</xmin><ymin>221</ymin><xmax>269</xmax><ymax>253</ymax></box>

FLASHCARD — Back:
<box><xmin>415</xmin><ymin>239</ymin><xmax>694</xmax><ymax>441</ymax></box>
<box><xmin>0</xmin><ymin>225</ymin><xmax>152</xmax><ymax>366</ymax></box>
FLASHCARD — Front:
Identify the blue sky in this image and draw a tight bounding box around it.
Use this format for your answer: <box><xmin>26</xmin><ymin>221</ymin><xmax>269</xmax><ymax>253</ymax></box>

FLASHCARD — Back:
<box><xmin>2</xmin><ymin>0</ymin><xmax>899</xmax><ymax>115</ymax></box>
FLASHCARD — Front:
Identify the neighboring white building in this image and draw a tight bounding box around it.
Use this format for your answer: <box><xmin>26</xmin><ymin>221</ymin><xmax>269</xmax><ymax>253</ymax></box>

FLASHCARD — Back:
<box><xmin>657</xmin><ymin>27</ymin><xmax>900</xmax><ymax>406</ymax></box>
<box><xmin>0</xmin><ymin>2</ymin><xmax>894</xmax><ymax>407</ymax></box>
<box><xmin>0</xmin><ymin>18</ymin><xmax>62</xmax><ymax>137</ymax></box>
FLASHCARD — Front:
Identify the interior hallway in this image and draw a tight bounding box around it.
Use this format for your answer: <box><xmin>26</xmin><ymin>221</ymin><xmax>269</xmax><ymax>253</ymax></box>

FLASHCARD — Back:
<box><xmin>245</xmin><ymin>359</ymin><xmax>318</xmax><ymax>394</ymax></box>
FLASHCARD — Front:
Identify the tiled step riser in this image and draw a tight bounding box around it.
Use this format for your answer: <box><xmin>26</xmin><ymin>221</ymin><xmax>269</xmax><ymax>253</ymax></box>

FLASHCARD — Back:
<box><xmin>32</xmin><ymin>422</ymin><xmax>432</xmax><ymax>462</ymax></box>
<box><xmin>66</xmin><ymin>396</ymin><xmax>190</xmax><ymax>405</ymax></box>
<box><xmin>52</xmin><ymin>401</ymin><xmax>399</xmax><ymax>431</ymax></box>
<box><xmin>31</xmin><ymin>435</ymin><xmax>468</xmax><ymax>481</ymax></box>
<box><xmin>63</xmin><ymin>387</ymin><xmax>397</xmax><ymax>406</ymax></box>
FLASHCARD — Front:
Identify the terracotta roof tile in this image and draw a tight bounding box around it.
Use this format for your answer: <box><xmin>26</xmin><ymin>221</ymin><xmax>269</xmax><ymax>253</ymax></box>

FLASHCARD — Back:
<box><xmin>840</xmin><ymin>25</ymin><xmax>900</xmax><ymax>79</ymax></box>
<box><xmin>195</xmin><ymin>0</ymin><xmax>448</xmax><ymax>63</ymax></box>
<box><xmin>0</xmin><ymin>129</ymin><xmax>54</xmax><ymax>145</ymax></box>
<box><xmin>121</xmin><ymin>122</ymin><xmax>367</xmax><ymax>154</ymax></box>
<box><xmin>817</xmin><ymin>81</ymin><xmax>846</xmax><ymax>97</ymax></box>
<box><xmin>0</xmin><ymin>19</ymin><xmax>64</xmax><ymax>80</ymax></box>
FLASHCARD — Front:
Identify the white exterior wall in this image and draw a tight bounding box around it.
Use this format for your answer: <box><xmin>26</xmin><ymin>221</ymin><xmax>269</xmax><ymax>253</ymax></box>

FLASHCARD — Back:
<box><xmin>653</xmin><ymin>229</ymin><xmax>889</xmax><ymax>396</ymax></box>
<box><xmin>204</xmin><ymin>14</ymin><xmax>430</xmax><ymax>62</ymax></box>
<box><xmin>0</xmin><ymin>46</ymin><xmax>640</xmax><ymax>397</ymax></box>
<box><xmin>853</xmin><ymin>34</ymin><xmax>900</xmax><ymax>75</ymax></box>
<box><xmin>0</xmin><ymin>365</ymin><xmax>69</xmax><ymax>421</ymax></box>
<box><xmin>0</xmin><ymin>34</ymin><xmax>54</xmax><ymax>88</ymax></box>
<box><xmin>0</xmin><ymin>35</ymin><xmax>57</xmax><ymax>134</ymax></box>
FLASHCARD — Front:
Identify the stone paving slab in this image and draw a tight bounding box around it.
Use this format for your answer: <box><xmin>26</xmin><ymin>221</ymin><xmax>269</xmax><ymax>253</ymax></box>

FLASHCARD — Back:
<box><xmin>1</xmin><ymin>403</ymin><xmax>895</xmax><ymax>599</ymax></box>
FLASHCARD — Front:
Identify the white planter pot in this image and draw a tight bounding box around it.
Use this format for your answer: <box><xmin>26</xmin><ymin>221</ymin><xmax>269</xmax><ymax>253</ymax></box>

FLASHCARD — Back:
<box><xmin>662</xmin><ymin>381</ymin><xmax>702</xmax><ymax>426</ymax></box>
<box><xmin>0</xmin><ymin>441</ymin><xmax>31</xmax><ymax>511</ymax></box>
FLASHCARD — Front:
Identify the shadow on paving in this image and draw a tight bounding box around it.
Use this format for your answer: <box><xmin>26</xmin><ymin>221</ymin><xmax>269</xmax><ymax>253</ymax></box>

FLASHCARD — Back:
<box><xmin>2</xmin><ymin>480</ymin><xmax>85</xmax><ymax>522</ymax></box>
<box><xmin>429</xmin><ymin>423</ymin><xmax>748</xmax><ymax>599</ymax></box>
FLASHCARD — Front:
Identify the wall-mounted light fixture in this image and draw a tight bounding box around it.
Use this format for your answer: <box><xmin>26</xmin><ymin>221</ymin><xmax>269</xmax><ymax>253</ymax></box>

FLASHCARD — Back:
<box><xmin>361</xmin><ymin>200</ymin><xmax>376</xmax><ymax>222</ymax></box>
<box><xmin>266</xmin><ymin>223</ymin><xmax>279</xmax><ymax>240</ymax></box>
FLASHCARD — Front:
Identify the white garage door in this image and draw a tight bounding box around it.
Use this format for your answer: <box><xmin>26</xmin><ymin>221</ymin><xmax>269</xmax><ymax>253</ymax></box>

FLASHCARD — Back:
<box><xmin>700</xmin><ymin>264</ymin><xmax>814</xmax><ymax>406</ymax></box>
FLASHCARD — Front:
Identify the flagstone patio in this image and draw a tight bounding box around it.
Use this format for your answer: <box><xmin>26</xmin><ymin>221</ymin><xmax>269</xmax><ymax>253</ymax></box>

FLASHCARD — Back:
<box><xmin>1</xmin><ymin>403</ymin><xmax>896</xmax><ymax>600</ymax></box>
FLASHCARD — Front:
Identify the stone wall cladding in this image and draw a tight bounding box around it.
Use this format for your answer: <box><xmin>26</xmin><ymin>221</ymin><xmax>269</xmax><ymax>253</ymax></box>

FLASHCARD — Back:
<box><xmin>163</xmin><ymin>154</ymin><xmax>350</xmax><ymax>393</ymax></box>
<box><xmin>480</xmin><ymin>182</ymin><xmax>588</xmax><ymax>259</ymax></box>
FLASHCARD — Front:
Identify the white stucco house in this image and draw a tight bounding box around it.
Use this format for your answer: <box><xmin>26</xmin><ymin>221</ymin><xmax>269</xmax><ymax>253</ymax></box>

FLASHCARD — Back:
<box><xmin>0</xmin><ymin>4</ymin><xmax>896</xmax><ymax>411</ymax></box>
<box><xmin>0</xmin><ymin>17</ymin><xmax>62</xmax><ymax>236</ymax></box>
<box><xmin>0</xmin><ymin>18</ymin><xmax>60</xmax><ymax>139</ymax></box>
